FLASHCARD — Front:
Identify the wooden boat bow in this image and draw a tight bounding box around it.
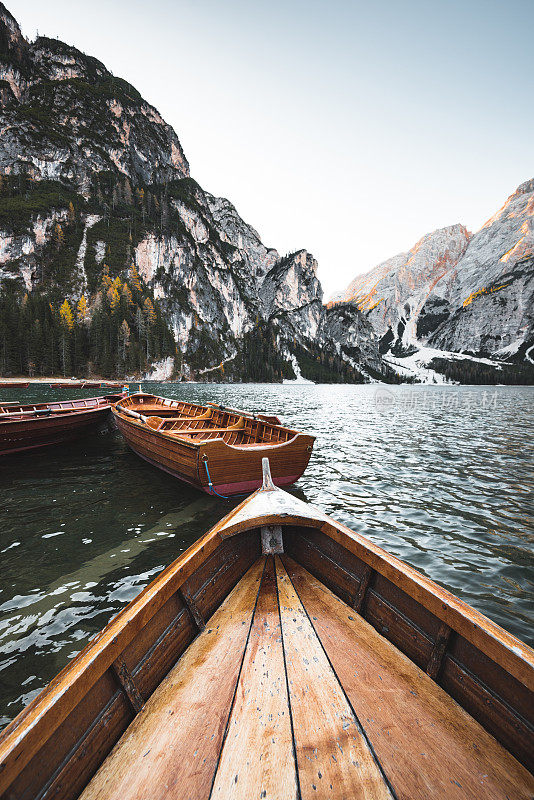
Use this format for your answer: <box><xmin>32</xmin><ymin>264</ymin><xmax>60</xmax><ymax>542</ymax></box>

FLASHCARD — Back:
<box><xmin>0</xmin><ymin>460</ymin><xmax>532</xmax><ymax>799</ymax></box>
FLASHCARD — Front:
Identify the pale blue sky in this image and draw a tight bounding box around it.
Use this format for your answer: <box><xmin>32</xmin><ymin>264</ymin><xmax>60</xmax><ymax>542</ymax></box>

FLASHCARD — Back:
<box><xmin>9</xmin><ymin>0</ymin><xmax>534</xmax><ymax>295</ymax></box>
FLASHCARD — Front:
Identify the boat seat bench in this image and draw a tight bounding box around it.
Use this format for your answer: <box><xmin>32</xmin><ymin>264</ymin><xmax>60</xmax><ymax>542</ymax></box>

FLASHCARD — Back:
<box><xmin>79</xmin><ymin>556</ymin><xmax>533</xmax><ymax>800</ymax></box>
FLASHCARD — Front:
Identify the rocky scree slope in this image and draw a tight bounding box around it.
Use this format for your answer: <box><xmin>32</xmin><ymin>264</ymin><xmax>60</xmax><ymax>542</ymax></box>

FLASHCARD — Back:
<box><xmin>333</xmin><ymin>181</ymin><xmax>534</xmax><ymax>375</ymax></box>
<box><xmin>0</xmin><ymin>3</ymin><xmax>384</xmax><ymax>382</ymax></box>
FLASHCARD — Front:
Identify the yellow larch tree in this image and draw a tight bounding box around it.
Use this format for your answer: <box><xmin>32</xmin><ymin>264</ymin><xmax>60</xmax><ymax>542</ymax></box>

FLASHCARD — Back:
<box><xmin>59</xmin><ymin>299</ymin><xmax>74</xmax><ymax>331</ymax></box>
<box><xmin>107</xmin><ymin>286</ymin><xmax>120</xmax><ymax>313</ymax></box>
<box><xmin>122</xmin><ymin>282</ymin><xmax>134</xmax><ymax>306</ymax></box>
<box><xmin>53</xmin><ymin>223</ymin><xmax>64</xmax><ymax>251</ymax></box>
<box><xmin>101</xmin><ymin>264</ymin><xmax>113</xmax><ymax>290</ymax></box>
<box><xmin>143</xmin><ymin>297</ymin><xmax>157</xmax><ymax>326</ymax></box>
<box><xmin>77</xmin><ymin>295</ymin><xmax>88</xmax><ymax>323</ymax></box>
<box><xmin>130</xmin><ymin>264</ymin><xmax>142</xmax><ymax>292</ymax></box>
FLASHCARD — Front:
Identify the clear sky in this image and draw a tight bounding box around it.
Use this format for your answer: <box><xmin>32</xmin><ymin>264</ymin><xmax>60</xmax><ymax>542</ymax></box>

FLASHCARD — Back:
<box><xmin>8</xmin><ymin>0</ymin><xmax>534</xmax><ymax>297</ymax></box>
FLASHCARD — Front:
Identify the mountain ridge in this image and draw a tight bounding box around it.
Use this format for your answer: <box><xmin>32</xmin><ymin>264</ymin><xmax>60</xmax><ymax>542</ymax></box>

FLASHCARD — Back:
<box><xmin>0</xmin><ymin>2</ymin><xmax>388</xmax><ymax>383</ymax></box>
<box><xmin>333</xmin><ymin>180</ymin><xmax>534</xmax><ymax>371</ymax></box>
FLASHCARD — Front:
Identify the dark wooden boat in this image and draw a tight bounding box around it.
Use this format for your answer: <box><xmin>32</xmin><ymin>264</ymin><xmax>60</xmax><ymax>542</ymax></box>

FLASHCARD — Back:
<box><xmin>0</xmin><ymin>394</ymin><xmax>125</xmax><ymax>456</ymax></box>
<box><xmin>112</xmin><ymin>393</ymin><xmax>315</xmax><ymax>496</ymax></box>
<box><xmin>0</xmin><ymin>459</ymin><xmax>532</xmax><ymax>800</ymax></box>
<box><xmin>0</xmin><ymin>381</ymin><xmax>29</xmax><ymax>388</ymax></box>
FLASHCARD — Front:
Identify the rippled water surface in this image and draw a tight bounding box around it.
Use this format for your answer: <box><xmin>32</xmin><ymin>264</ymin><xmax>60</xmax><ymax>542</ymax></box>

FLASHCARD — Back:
<box><xmin>0</xmin><ymin>383</ymin><xmax>533</xmax><ymax>727</ymax></box>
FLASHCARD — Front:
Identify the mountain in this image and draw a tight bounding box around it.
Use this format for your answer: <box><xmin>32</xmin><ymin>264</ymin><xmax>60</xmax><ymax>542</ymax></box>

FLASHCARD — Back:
<box><xmin>0</xmin><ymin>3</ymin><xmax>386</xmax><ymax>382</ymax></box>
<box><xmin>332</xmin><ymin>180</ymin><xmax>534</xmax><ymax>381</ymax></box>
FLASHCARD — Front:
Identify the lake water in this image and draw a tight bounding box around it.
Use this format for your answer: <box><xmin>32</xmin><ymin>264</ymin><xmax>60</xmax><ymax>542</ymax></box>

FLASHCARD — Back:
<box><xmin>0</xmin><ymin>383</ymin><xmax>533</xmax><ymax>728</ymax></box>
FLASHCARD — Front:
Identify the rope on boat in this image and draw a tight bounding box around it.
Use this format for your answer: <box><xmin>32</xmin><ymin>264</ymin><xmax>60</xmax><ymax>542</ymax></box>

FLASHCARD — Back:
<box><xmin>202</xmin><ymin>457</ymin><xmax>231</xmax><ymax>499</ymax></box>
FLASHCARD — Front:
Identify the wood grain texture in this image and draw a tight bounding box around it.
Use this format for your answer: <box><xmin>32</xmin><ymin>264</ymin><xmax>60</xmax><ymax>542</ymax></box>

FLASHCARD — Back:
<box><xmin>284</xmin><ymin>556</ymin><xmax>534</xmax><ymax>800</ymax></box>
<box><xmin>210</xmin><ymin>557</ymin><xmax>297</xmax><ymax>800</ymax></box>
<box><xmin>315</xmin><ymin>521</ymin><xmax>534</xmax><ymax>691</ymax></box>
<box><xmin>275</xmin><ymin>557</ymin><xmax>392</xmax><ymax>800</ymax></box>
<box><xmin>111</xmin><ymin>658</ymin><xmax>144</xmax><ymax>713</ymax></box>
<box><xmin>426</xmin><ymin>622</ymin><xmax>451</xmax><ymax>679</ymax></box>
<box><xmin>179</xmin><ymin>584</ymin><xmax>206</xmax><ymax>630</ymax></box>
<box><xmin>5</xmin><ymin>674</ymin><xmax>131</xmax><ymax>800</ymax></box>
<box><xmin>79</xmin><ymin>558</ymin><xmax>265</xmax><ymax>800</ymax></box>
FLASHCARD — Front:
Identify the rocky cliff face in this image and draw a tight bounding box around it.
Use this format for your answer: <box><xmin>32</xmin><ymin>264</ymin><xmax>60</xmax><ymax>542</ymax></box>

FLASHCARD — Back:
<box><xmin>334</xmin><ymin>181</ymin><xmax>534</xmax><ymax>363</ymax></box>
<box><xmin>0</xmin><ymin>5</ymin><xmax>189</xmax><ymax>189</ymax></box>
<box><xmin>425</xmin><ymin>180</ymin><xmax>534</xmax><ymax>358</ymax></box>
<box><xmin>0</xmin><ymin>2</ymin><xmax>383</xmax><ymax>381</ymax></box>
<box><xmin>332</xmin><ymin>224</ymin><xmax>471</xmax><ymax>353</ymax></box>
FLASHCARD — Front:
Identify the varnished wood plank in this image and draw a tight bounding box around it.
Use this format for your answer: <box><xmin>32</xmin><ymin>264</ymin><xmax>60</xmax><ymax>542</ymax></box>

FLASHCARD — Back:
<box><xmin>6</xmin><ymin>676</ymin><xmax>131</xmax><ymax>800</ymax></box>
<box><xmin>426</xmin><ymin>622</ymin><xmax>451</xmax><ymax>679</ymax></box>
<box><xmin>284</xmin><ymin>557</ymin><xmax>534</xmax><ymax>800</ymax></box>
<box><xmin>111</xmin><ymin>658</ymin><xmax>144</xmax><ymax>713</ymax></box>
<box><xmin>364</xmin><ymin>589</ymin><xmax>434</xmax><ymax>670</ymax></box>
<box><xmin>316</xmin><ymin>520</ymin><xmax>534</xmax><ymax>690</ymax></box>
<box><xmin>285</xmin><ymin>533</ymin><xmax>360</xmax><ymax>605</ymax></box>
<box><xmin>353</xmin><ymin>563</ymin><xmax>372</xmax><ymax>612</ymax></box>
<box><xmin>275</xmin><ymin>556</ymin><xmax>392</xmax><ymax>800</ymax></box>
<box><xmin>131</xmin><ymin>608</ymin><xmax>195</xmax><ymax>701</ymax></box>
<box><xmin>439</xmin><ymin>656</ymin><xmax>534</xmax><ymax>771</ymax></box>
<box><xmin>179</xmin><ymin>584</ymin><xmax>206</xmax><ymax>631</ymax></box>
<box><xmin>79</xmin><ymin>558</ymin><xmax>265</xmax><ymax>800</ymax></box>
<box><xmin>211</xmin><ymin>557</ymin><xmax>297</xmax><ymax>799</ymax></box>
<box><xmin>447</xmin><ymin>633</ymin><xmax>533</xmax><ymax>727</ymax></box>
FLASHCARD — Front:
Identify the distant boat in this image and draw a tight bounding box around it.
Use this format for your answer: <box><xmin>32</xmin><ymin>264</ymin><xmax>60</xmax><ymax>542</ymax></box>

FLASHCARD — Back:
<box><xmin>0</xmin><ymin>459</ymin><xmax>531</xmax><ymax>799</ymax></box>
<box><xmin>0</xmin><ymin>381</ymin><xmax>29</xmax><ymax>388</ymax></box>
<box><xmin>82</xmin><ymin>381</ymin><xmax>123</xmax><ymax>389</ymax></box>
<box><xmin>0</xmin><ymin>394</ymin><xmax>125</xmax><ymax>456</ymax></box>
<box><xmin>112</xmin><ymin>392</ymin><xmax>315</xmax><ymax>495</ymax></box>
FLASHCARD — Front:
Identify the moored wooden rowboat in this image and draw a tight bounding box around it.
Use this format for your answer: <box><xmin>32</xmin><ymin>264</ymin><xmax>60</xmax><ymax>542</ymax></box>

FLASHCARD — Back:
<box><xmin>0</xmin><ymin>394</ymin><xmax>125</xmax><ymax>456</ymax></box>
<box><xmin>0</xmin><ymin>381</ymin><xmax>29</xmax><ymax>388</ymax></box>
<box><xmin>81</xmin><ymin>381</ymin><xmax>124</xmax><ymax>389</ymax></box>
<box><xmin>0</xmin><ymin>459</ymin><xmax>532</xmax><ymax>800</ymax></box>
<box><xmin>112</xmin><ymin>393</ymin><xmax>315</xmax><ymax>496</ymax></box>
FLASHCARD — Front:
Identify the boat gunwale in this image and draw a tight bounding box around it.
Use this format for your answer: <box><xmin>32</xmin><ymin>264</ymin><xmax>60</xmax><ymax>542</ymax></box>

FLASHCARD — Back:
<box><xmin>0</xmin><ymin>520</ymin><xmax>227</xmax><ymax>793</ymax></box>
<box><xmin>114</xmin><ymin>410</ymin><xmax>310</xmax><ymax>455</ymax></box>
<box><xmin>1</xmin><ymin>482</ymin><xmax>533</xmax><ymax>795</ymax></box>
<box><xmin>117</xmin><ymin>394</ymin><xmax>283</xmax><ymax>426</ymax></box>
<box><xmin>0</xmin><ymin>395</ymin><xmax>124</xmax><ymax>418</ymax></box>
<box><xmin>112</xmin><ymin>394</ymin><xmax>311</xmax><ymax>450</ymax></box>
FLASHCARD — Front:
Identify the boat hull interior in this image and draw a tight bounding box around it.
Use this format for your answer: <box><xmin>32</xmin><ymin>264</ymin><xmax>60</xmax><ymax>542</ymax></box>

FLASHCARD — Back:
<box><xmin>0</xmin><ymin>500</ymin><xmax>531</xmax><ymax>800</ymax></box>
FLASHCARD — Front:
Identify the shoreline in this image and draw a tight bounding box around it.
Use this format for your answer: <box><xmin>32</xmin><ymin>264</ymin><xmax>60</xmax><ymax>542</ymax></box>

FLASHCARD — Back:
<box><xmin>0</xmin><ymin>377</ymin><xmax>127</xmax><ymax>384</ymax></box>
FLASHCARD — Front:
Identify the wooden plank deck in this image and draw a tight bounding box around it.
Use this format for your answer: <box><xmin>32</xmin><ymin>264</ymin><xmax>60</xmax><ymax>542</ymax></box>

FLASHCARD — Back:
<box><xmin>211</xmin><ymin>557</ymin><xmax>297</xmax><ymax>799</ymax></box>
<box><xmin>283</xmin><ymin>556</ymin><xmax>534</xmax><ymax>800</ymax></box>
<box><xmin>80</xmin><ymin>555</ymin><xmax>534</xmax><ymax>800</ymax></box>
<box><xmin>79</xmin><ymin>559</ymin><xmax>265</xmax><ymax>800</ymax></box>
